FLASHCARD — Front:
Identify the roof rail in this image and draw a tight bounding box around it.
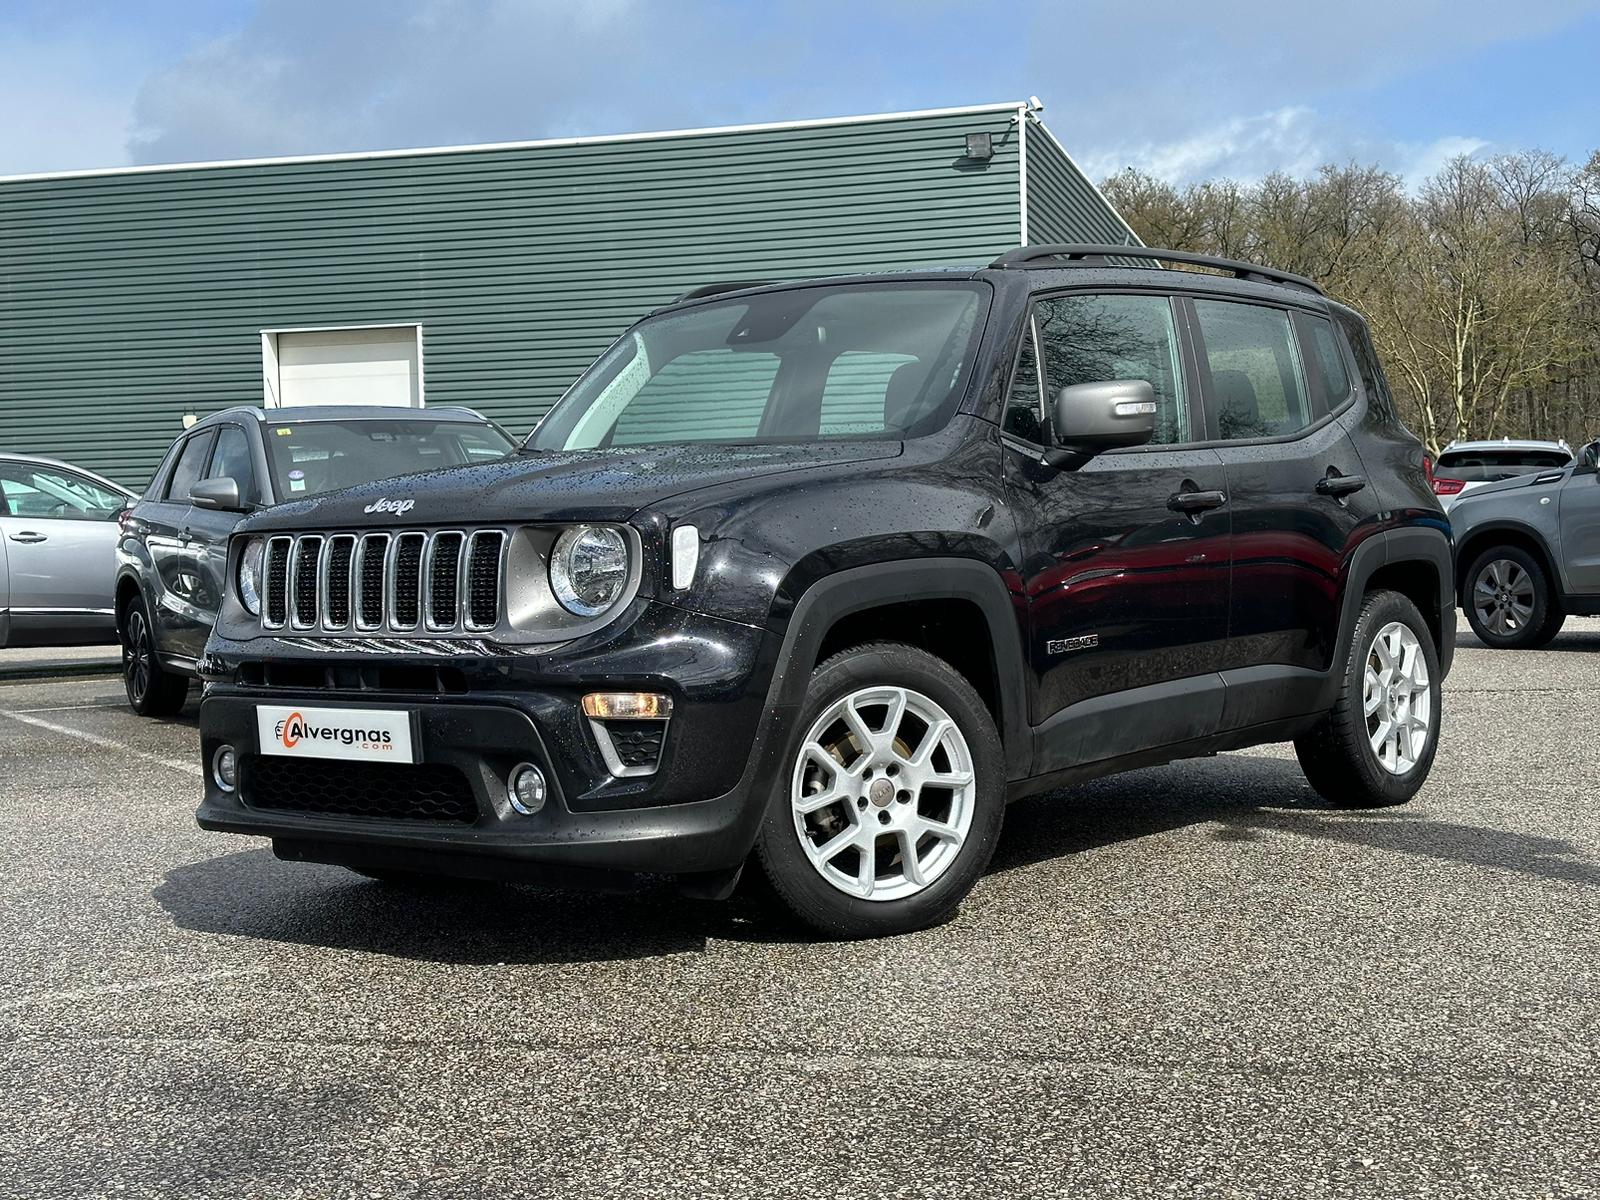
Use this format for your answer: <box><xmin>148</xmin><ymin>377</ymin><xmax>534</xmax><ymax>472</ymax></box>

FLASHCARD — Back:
<box><xmin>676</xmin><ymin>280</ymin><xmax>779</xmax><ymax>302</ymax></box>
<box><xmin>989</xmin><ymin>244</ymin><xmax>1324</xmax><ymax>295</ymax></box>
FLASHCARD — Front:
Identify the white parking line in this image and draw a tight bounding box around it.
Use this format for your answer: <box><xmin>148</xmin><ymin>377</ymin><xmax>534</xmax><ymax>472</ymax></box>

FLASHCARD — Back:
<box><xmin>0</xmin><ymin>967</ymin><xmax>268</xmax><ymax>1012</ymax></box>
<box><xmin>0</xmin><ymin>707</ymin><xmax>202</xmax><ymax>777</ymax></box>
<box><xmin>9</xmin><ymin>701</ymin><xmax>126</xmax><ymax>715</ymax></box>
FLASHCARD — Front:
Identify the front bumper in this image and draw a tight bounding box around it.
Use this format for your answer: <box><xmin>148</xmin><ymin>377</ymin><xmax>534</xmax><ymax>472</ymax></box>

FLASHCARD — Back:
<box><xmin>196</xmin><ymin>602</ymin><xmax>795</xmax><ymax>879</ymax></box>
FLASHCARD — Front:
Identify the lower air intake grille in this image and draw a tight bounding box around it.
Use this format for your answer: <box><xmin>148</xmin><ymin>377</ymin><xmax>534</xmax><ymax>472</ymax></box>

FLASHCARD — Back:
<box><xmin>242</xmin><ymin>757</ymin><xmax>478</xmax><ymax>824</ymax></box>
<box><xmin>604</xmin><ymin>720</ymin><xmax>667</xmax><ymax>769</ymax></box>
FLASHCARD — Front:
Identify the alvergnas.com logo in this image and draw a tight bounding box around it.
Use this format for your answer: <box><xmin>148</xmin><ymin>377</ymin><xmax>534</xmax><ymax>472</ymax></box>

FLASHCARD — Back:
<box><xmin>273</xmin><ymin>712</ymin><xmax>396</xmax><ymax>752</ymax></box>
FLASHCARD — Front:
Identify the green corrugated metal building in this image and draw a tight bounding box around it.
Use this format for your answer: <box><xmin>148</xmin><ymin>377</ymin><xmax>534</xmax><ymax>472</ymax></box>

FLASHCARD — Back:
<box><xmin>0</xmin><ymin>101</ymin><xmax>1135</xmax><ymax>489</ymax></box>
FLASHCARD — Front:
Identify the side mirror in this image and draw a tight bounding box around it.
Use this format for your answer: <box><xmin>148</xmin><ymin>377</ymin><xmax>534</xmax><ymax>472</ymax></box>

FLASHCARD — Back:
<box><xmin>1052</xmin><ymin>379</ymin><xmax>1158</xmax><ymax>457</ymax></box>
<box><xmin>190</xmin><ymin>476</ymin><xmax>248</xmax><ymax>513</ymax></box>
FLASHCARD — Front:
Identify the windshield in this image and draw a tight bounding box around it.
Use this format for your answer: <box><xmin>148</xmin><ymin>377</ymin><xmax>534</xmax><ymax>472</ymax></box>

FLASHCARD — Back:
<box><xmin>262</xmin><ymin>419</ymin><xmax>515</xmax><ymax>499</ymax></box>
<box><xmin>528</xmin><ymin>282</ymin><xmax>990</xmax><ymax>451</ymax></box>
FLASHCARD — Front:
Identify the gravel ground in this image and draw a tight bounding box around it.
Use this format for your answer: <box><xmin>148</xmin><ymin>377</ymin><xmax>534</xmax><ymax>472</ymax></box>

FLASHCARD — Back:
<box><xmin>0</xmin><ymin>622</ymin><xmax>1596</xmax><ymax>1199</ymax></box>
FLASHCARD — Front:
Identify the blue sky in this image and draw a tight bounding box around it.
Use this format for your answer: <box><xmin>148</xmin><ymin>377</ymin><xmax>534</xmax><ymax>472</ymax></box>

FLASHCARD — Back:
<box><xmin>2</xmin><ymin>0</ymin><xmax>1597</xmax><ymax>184</ymax></box>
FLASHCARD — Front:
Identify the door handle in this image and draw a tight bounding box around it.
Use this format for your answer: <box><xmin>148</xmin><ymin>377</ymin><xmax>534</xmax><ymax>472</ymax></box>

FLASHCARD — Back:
<box><xmin>1168</xmin><ymin>489</ymin><xmax>1227</xmax><ymax>514</ymax></box>
<box><xmin>8</xmin><ymin>531</ymin><xmax>47</xmax><ymax>544</ymax></box>
<box><xmin>1315</xmin><ymin>472</ymin><xmax>1367</xmax><ymax>499</ymax></box>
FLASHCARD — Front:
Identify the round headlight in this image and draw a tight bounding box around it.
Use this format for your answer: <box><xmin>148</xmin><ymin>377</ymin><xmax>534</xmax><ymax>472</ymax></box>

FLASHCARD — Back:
<box><xmin>549</xmin><ymin>525</ymin><xmax>630</xmax><ymax>617</ymax></box>
<box><xmin>237</xmin><ymin>537</ymin><xmax>266</xmax><ymax>616</ymax></box>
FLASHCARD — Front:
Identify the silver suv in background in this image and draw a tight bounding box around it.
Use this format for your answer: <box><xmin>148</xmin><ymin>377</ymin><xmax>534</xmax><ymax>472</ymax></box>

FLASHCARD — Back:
<box><xmin>1450</xmin><ymin>438</ymin><xmax>1600</xmax><ymax>648</ymax></box>
<box><xmin>115</xmin><ymin>405</ymin><xmax>516</xmax><ymax>714</ymax></box>
<box><xmin>1431</xmin><ymin>438</ymin><xmax>1573</xmax><ymax>511</ymax></box>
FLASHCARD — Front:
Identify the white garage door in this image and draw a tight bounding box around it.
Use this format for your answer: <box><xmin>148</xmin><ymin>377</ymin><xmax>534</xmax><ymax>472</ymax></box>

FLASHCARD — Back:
<box><xmin>272</xmin><ymin>326</ymin><xmax>421</xmax><ymax>407</ymax></box>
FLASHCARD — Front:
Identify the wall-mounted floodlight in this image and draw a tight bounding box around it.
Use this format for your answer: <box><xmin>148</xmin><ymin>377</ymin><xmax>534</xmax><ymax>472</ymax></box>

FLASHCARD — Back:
<box><xmin>964</xmin><ymin>132</ymin><xmax>993</xmax><ymax>161</ymax></box>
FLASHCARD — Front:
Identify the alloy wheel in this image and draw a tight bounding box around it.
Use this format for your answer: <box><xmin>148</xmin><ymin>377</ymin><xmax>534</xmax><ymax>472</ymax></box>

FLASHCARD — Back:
<box><xmin>790</xmin><ymin>685</ymin><xmax>976</xmax><ymax>902</ymax></box>
<box><xmin>1363</xmin><ymin>620</ymin><xmax>1432</xmax><ymax>775</ymax></box>
<box><xmin>124</xmin><ymin>609</ymin><xmax>151</xmax><ymax>702</ymax></box>
<box><xmin>1473</xmin><ymin>558</ymin><xmax>1536</xmax><ymax>637</ymax></box>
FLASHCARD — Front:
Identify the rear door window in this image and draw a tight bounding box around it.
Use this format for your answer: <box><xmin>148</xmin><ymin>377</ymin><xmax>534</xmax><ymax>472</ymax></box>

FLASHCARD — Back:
<box><xmin>1192</xmin><ymin>300</ymin><xmax>1312</xmax><ymax>440</ymax></box>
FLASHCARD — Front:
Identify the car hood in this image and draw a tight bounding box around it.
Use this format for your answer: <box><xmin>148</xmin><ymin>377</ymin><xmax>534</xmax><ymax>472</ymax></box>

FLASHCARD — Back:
<box><xmin>239</xmin><ymin>441</ymin><xmax>904</xmax><ymax>531</ymax></box>
<box><xmin>1452</xmin><ymin>467</ymin><xmax>1571</xmax><ymax>506</ymax></box>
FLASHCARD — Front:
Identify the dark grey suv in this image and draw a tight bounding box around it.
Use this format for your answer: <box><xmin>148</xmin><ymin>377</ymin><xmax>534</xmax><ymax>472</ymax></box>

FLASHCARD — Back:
<box><xmin>116</xmin><ymin>405</ymin><xmax>514</xmax><ymax>715</ymax></box>
<box><xmin>1450</xmin><ymin>437</ymin><xmax>1600</xmax><ymax>648</ymax></box>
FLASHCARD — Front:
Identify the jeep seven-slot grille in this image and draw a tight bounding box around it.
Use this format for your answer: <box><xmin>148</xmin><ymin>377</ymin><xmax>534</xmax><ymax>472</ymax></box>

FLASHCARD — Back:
<box><xmin>467</xmin><ymin>532</ymin><xmax>503</xmax><ymax>627</ymax></box>
<box><xmin>264</xmin><ymin>539</ymin><xmax>291</xmax><ymax>627</ymax></box>
<box><xmin>261</xmin><ymin>529</ymin><xmax>505</xmax><ymax>634</ymax></box>
<box><xmin>325</xmin><ymin>535</ymin><xmax>354</xmax><ymax>627</ymax></box>
<box><xmin>393</xmin><ymin>534</ymin><xmax>424</xmax><ymax>627</ymax></box>
<box><xmin>427</xmin><ymin>532</ymin><xmax>463</xmax><ymax>628</ymax></box>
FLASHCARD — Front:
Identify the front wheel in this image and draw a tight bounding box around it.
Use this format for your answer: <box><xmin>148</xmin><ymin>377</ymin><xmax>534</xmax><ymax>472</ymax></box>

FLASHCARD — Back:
<box><xmin>754</xmin><ymin>642</ymin><xmax>1005</xmax><ymax>939</ymax></box>
<box><xmin>1294</xmin><ymin>589</ymin><xmax>1441</xmax><ymax>807</ymax></box>
<box><xmin>120</xmin><ymin>593</ymin><xmax>188</xmax><ymax>717</ymax></box>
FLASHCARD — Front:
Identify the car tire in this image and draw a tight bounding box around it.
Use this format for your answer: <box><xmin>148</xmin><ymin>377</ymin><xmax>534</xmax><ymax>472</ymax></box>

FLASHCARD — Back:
<box><xmin>1462</xmin><ymin>546</ymin><xmax>1555</xmax><ymax>650</ymax></box>
<box><xmin>1527</xmin><ymin>599</ymin><xmax>1568</xmax><ymax>649</ymax></box>
<box><xmin>1294</xmin><ymin>589</ymin><xmax>1441</xmax><ymax>808</ymax></box>
<box><xmin>754</xmin><ymin>641</ymin><xmax>1005</xmax><ymax>939</ymax></box>
<box><xmin>120</xmin><ymin>592</ymin><xmax>188</xmax><ymax>717</ymax></box>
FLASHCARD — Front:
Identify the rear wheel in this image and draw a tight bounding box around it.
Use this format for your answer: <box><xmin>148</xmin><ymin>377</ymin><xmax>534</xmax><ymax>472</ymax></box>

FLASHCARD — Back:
<box><xmin>1295</xmin><ymin>589</ymin><xmax>1441</xmax><ymax>807</ymax></box>
<box><xmin>120</xmin><ymin>593</ymin><xmax>188</xmax><ymax>717</ymax></box>
<box><xmin>755</xmin><ymin>642</ymin><xmax>1004</xmax><ymax>939</ymax></box>
<box><xmin>1463</xmin><ymin>546</ymin><xmax>1556</xmax><ymax>650</ymax></box>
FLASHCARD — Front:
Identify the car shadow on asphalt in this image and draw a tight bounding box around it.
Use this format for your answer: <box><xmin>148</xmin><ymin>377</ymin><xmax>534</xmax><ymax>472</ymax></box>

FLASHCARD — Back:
<box><xmin>993</xmin><ymin>754</ymin><xmax>1600</xmax><ymax>889</ymax></box>
<box><xmin>155</xmin><ymin>755</ymin><xmax>1599</xmax><ymax>965</ymax></box>
<box><xmin>1455</xmin><ymin>629</ymin><xmax>1600</xmax><ymax>653</ymax></box>
<box><xmin>154</xmin><ymin>847</ymin><xmax>798</xmax><ymax>963</ymax></box>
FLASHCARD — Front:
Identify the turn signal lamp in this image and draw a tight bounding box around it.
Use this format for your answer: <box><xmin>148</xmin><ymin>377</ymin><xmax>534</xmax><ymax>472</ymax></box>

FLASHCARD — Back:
<box><xmin>582</xmin><ymin>692</ymin><xmax>673</xmax><ymax>720</ymax></box>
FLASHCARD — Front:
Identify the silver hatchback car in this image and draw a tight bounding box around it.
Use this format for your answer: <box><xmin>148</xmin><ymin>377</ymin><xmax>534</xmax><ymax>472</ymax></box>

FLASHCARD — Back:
<box><xmin>0</xmin><ymin>453</ymin><xmax>134</xmax><ymax>647</ymax></box>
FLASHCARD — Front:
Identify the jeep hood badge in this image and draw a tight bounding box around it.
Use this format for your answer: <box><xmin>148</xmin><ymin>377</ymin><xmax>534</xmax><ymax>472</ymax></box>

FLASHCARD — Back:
<box><xmin>363</xmin><ymin>497</ymin><xmax>416</xmax><ymax>516</ymax></box>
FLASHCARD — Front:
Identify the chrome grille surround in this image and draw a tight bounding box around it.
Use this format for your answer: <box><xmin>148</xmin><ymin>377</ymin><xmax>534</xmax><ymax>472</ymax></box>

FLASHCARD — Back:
<box><xmin>260</xmin><ymin>528</ymin><xmax>507</xmax><ymax>636</ymax></box>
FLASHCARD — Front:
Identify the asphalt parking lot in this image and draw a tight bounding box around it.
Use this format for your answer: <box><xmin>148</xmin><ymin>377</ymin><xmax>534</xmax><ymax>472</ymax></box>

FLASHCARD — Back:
<box><xmin>1</xmin><ymin>624</ymin><xmax>1596</xmax><ymax>1200</ymax></box>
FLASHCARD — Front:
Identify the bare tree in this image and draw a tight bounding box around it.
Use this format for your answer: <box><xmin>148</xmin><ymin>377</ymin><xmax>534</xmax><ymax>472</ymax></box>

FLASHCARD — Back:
<box><xmin>1100</xmin><ymin>150</ymin><xmax>1600</xmax><ymax>452</ymax></box>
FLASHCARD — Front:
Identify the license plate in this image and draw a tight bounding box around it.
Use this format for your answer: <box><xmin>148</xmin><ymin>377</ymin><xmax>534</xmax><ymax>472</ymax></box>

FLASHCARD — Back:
<box><xmin>256</xmin><ymin>705</ymin><xmax>415</xmax><ymax>763</ymax></box>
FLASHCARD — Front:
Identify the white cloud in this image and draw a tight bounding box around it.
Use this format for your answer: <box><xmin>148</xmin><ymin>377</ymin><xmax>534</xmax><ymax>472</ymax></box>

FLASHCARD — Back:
<box><xmin>1076</xmin><ymin>104</ymin><xmax>1497</xmax><ymax>190</ymax></box>
<box><xmin>1396</xmin><ymin>134</ymin><xmax>1493</xmax><ymax>190</ymax></box>
<box><xmin>1078</xmin><ymin>107</ymin><xmax>1330</xmax><ymax>185</ymax></box>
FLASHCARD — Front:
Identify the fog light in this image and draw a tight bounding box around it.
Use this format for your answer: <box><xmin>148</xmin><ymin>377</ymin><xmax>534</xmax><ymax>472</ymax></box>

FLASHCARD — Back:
<box><xmin>213</xmin><ymin>744</ymin><xmax>238</xmax><ymax>792</ymax></box>
<box><xmin>508</xmin><ymin>763</ymin><xmax>547</xmax><ymax>815</ymax></box>
<box><xmin>581</xmin><ymin>692</ymin><xmax>672</xmax><ymax>720</ymax></box>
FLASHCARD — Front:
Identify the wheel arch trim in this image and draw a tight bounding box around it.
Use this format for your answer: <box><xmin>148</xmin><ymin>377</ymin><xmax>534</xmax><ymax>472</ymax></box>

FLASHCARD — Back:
<box><xmin>764</xmin><ymin>558</ymin><xmax>1031</xmax><ymax>779</ymax></box>
<box><xmin>1453</xmin><ymin>520</ymin><xmax>1561</xmax><ymax>600</ymax></box>
<box><xmin>1337</xmin><ymin>524</ymin><xmax>1456</xmax><ymax>684</ymax></box>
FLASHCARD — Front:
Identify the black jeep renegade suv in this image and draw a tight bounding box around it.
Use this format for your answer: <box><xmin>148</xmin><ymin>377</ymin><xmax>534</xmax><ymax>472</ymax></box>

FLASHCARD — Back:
<box><xmin>196</xmin><ymin>244</ymin><xmax>1453</xmax><ymax>938</ymax></box>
